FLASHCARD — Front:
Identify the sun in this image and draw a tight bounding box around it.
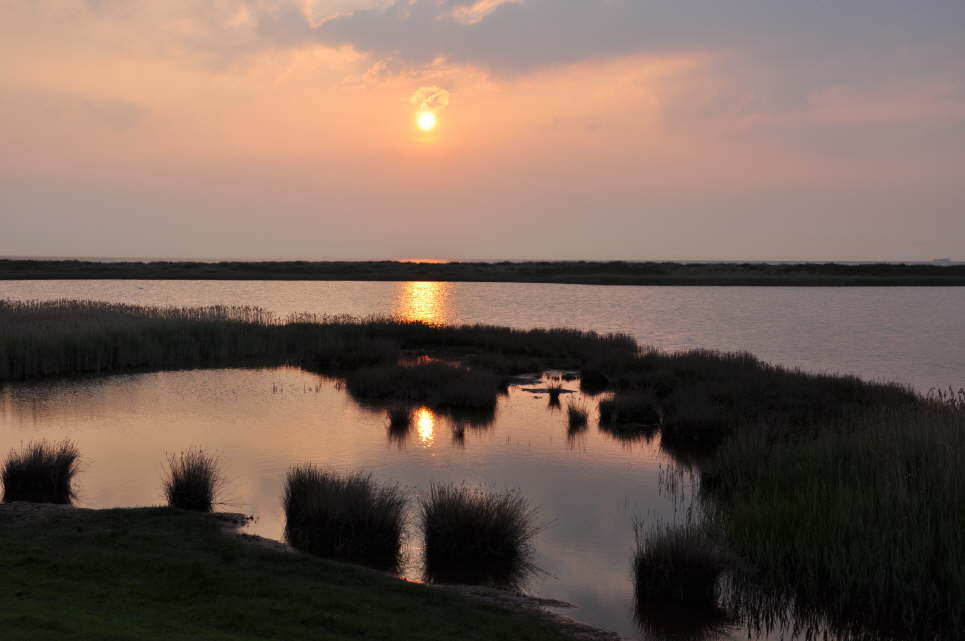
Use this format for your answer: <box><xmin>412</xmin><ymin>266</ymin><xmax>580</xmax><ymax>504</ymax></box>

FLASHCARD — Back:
<box><xmin>417</xmin><ymin>111</ymin><xmax>437</xmax><ymax>132</ymax></box>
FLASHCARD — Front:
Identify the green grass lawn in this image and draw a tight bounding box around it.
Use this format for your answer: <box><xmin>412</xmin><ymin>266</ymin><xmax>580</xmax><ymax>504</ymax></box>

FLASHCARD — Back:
<box><xmin>0</xmin><ymin>507</ymin><xmax>575</xmax><ymax>641</ymax></box>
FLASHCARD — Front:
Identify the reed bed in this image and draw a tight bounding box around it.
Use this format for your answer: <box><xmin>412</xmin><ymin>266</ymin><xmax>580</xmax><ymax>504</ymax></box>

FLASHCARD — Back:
<box><xmin>2</xmin><ymin>440</ymin><xmax>79</xmax><ymax>504</ymax></box>
<box><xmin>420</xmin><ymin>484</ymin><xmax>538</xmax><ymax>586</ymax></box>
<box><xmin>163</xmin><ymin>449</ymin><xmax>223</xmax><ymax>512</ymax></box>
<box><xmin>283</xmin><ymin>466</ymin><xmax>406</xmax><ymax>569</ymax></box>
<box><xmin>705</xmin><ymin>404</ymin><xmax>965</xmax><ymax>639</ymax></box>
<box><xmin>0</xmin><ymin>299</ymin><xmax>637</xmax><ymax>382</ymax></box>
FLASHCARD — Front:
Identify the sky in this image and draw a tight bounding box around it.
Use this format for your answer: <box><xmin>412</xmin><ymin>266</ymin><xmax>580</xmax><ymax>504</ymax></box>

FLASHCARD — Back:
<box><xmin>1</xmin><ymin>0</ymin><xmax>964</xmax><ymax>261</ymax></box>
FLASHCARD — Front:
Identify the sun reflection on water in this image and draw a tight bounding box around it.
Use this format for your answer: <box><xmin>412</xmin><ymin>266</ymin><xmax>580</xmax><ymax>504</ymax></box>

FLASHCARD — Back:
<box><xmin>395</xmin><ymin>281</ymin><xmax>450</xmax><ymax>325</ymax></box>
<box><xmin>415</xmin><ymin>407</ymin><xmax>436</xmax><ymax>447</ymax></box>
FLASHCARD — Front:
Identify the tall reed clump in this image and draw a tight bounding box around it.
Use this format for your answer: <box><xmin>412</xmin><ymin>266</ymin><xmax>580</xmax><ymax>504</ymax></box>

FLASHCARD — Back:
<box><xmin>420</xmin><ymin>484</ymin><xmax>538</xmax><ymax>586</ymax></box>
<box><xmin>633</xmin><ymin>521</ymin><xmax>728</xmax><ymax>608</ymax></box>
<box><xmin>1</xmin><ymin>440</ymin><xmax>79</xmax><ymax>504</ymax></box>
<box><xmin>163</xmin><ymin>449</ymin><xmax>224</xmax><ymax>512</ymax></box>
<box><xmin>283</xmin><ymin>466</ymin><xmax>406</xmax><ymax>569</ymax></box>
<box><xmin>704</xmin><ymin>404</ymin><xmax>965</xmax><ymax>639</ymax></box>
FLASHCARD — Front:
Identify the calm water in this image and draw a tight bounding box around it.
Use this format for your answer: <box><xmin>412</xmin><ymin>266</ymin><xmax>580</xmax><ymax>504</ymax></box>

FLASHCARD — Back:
<box><xmin>1</xmin><ymin>279</ymin><xmax>963</xmax><ymax>390</ymax></box>
<box><xmin>1</xmin><ymin>280</ymin><xmax>963</xmax><ymax>639</ymax></box>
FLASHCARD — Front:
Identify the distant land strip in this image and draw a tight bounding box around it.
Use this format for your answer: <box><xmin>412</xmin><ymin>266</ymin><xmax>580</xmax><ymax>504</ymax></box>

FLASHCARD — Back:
<box><xmin>1</xmin><ymin>259</ymin><xmax>964</xmax><ymax>286</ymax></box>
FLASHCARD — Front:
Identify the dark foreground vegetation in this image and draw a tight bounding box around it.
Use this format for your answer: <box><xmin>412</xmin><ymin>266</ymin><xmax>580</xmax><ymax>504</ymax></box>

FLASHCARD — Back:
<box><xmin>283</xmin><ymin>466</ymin><xmax>406</xmax><ymax>570</ymax></box>
<box><xmin>2</xmin><ymin>258</ymin><xmax>965</xmax><ymax>285</ymax></box>
<box><xmin>1</xmin><ymin>440</ymin><xmax>79</xmax><ymax>504</ymax></box>
<box><xmin>704</xmin><ymin>403</ymin><xmax>965</xmax><ymax>639</ymax></box>
<box><xmin>0</xmin><ymin>507</ymin><xmax>576</xmax><ymax>641</ymax></box>
<box><xmin>2</xmin><ymin>299</ymin><xmax>962</xmax><ymax>639</ymax></box>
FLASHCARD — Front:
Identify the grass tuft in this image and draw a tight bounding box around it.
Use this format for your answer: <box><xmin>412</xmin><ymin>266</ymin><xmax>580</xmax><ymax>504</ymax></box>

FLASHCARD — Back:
<box><xmin>420</xmin><ymin>484</ymin><xmax>538</xmax><ymax>587</ymax></box>
<box><xmin>283</xmin><ymin>466</ymin><xmax>406</xmax><ymax>570</ymax></box>
<box><xmin>1</xmin><ymin>440</ymin><xmax>79</xmax><ymax>504</ymax></box>
<box><xmin>163</xmin><ymin>449</ymin><xmax>223</xmax><ymax>512</ymax></box>
<box><xmin>634</xmin><ymin>521</ymin><xmax>728</xmax><ymax>608</ymax></box>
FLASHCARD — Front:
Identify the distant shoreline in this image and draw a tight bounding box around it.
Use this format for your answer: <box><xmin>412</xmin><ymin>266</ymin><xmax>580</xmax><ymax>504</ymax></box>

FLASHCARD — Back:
<box><xmin>1</xmin><ymin>259</ymin><xmax>964</xmax><ymax>286</ymax></box>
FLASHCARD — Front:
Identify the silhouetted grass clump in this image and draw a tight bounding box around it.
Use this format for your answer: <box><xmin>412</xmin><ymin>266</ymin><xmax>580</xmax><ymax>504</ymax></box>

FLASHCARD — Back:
<box><xmin>421</xmin><ymin>484</ymin><xmax>538</xmax><ymax>587</ymax></box>
<box><xmin>634</xmin><ymin>521</ymin><xmax>728</xmax><ymax>608</ymax></box>
<box><xmin>163</xmin><ymin>449</ymin><xmax>223</xmax><ymax>512</ymax></box>
<box><xmin>284</xmin><ymin>466</ymin><xmax>406</xmax><ymax>569</ymax></box>
<box><xmin>2</xmin><ymin>440</ymin><xmax>79</xmax><ymax>504</ymax></box>
<box><xmin>347</xmin><ymin>362</ymin><xmax>504</xmax><ymax>412</ymax></box>
<box><xmin>599</xmin><ymin>393</ymin><xmax>662</xmax><ymax>426</ymax></box>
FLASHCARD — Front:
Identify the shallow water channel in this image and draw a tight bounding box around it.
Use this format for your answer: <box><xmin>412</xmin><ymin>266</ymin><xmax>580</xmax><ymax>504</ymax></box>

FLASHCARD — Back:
<box><xmin>3</xmin><ymin>364</ymin><xmax>810</xmax><ymax>640</ymax></box>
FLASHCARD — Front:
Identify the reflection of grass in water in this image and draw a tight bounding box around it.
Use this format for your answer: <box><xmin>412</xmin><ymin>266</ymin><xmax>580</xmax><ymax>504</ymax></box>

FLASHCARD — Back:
<box><xmin>565</xmin><ymin>400</ymin><xmax>589</xmax><ymax>429</ymax></box>
<box><xmin>1</xmin><ymin>439</ymin><xmax>79</xmax><ymax>504</ymax></box>
<box><xmin>634</xmin><ymin>600</ymin><xmax>736</xmax><ymax>641</ymax></box>
<box><xmin>546</xmin><ymin>383</ymin><xmax>564</xmax><ymax>407</ymax></box>
<box><xmin>420</xmin><ymin>484</ymin><xmax>539</xmax><ymax>590</ymax></box>
<box><xmin>283</xmin><ymin>466</ymin><xmax>406</xmax><ymax>572</ymax></box>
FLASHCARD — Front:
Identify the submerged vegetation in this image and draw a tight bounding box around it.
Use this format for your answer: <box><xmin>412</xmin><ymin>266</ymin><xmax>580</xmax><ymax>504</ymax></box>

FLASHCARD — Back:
<box><xmin>420</xmin><ymin>484</ymin><xmax>538</xmax><ymax>588</ymax></box>
<box><xmin>283</xmin><ymin>466</ymin><xmax>406</xmax><ymax>570</ymax></box>
<box><xmin>163</xmin><ymin>449</ymin><xmax>223</xmax><ymax>512</ymax></box>
<box><xmin>1</xmin><ymin>440</ymin><xmax>79</xmax><ymax>504</ymax></box>
<box><xmin>2</xmin><ymin>298</ymin><xmax>961</xmax><ymax>639</ymax></box>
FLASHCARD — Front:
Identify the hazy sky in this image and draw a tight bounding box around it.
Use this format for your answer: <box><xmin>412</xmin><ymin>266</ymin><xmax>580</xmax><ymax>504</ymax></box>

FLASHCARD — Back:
<box><xmin>2</xmin><ymin>0</ymin><xmax>964</xmax><ymax>260</ymax></box>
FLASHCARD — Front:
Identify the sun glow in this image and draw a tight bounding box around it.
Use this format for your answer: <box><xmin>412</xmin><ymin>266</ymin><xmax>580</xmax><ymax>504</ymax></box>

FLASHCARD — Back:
<box><xmin>417</xmin><ymin>111</ymin><xmax>438</xmax><ymax>131</ymax></box>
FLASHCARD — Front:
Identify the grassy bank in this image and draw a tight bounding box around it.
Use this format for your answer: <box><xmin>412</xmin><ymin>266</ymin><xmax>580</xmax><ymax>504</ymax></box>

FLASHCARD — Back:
<box><xmin>2</xmin><ymin>259</ymin><xmax>964</xmax><ymax>285</ymax></box>
<box><xmin>0</xmin><ymin>507</ymin><xmax>576</xmax><ymax>641</ymax></box>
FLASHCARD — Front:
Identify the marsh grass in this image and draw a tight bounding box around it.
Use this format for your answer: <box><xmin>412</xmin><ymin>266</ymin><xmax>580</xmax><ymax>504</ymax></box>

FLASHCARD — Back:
<box><xmin>599</xmin><ymin>392</ymin><xmax>662</xmax><ymax>427</ymax></box>
<box><xmin>634</xmin><ymin>521</ymin><xmax>728</xmax><ymax>608</ymax></box>
<box><xmin>283</xmin><ymin>466</ymin><xmax>406</xmax><ymax>570</ymax></box>
<box><xmin>1</xmin><ymin>440</ymin><xmax>79</xmax><ymax>504</ymax></box>
<box><xmin>421</xmin><ymin>484</ymin><xmax>538</xmax><ymax>588</ymax></box>
<box><xmin>346</xmin><ymin>362</ymin><xmax>504</xmax><ymax>412</ymax></box>
<box><xmin>163</xmin><ymin>449</ymin><xmax>223</xmax><ymax>512</ymax></box>
<box><xmin>705</xmin><ymin>405</ymin><xmax>965</xmax><ymax>639</ymax></box>
<box><xmin>3</xmin><ymin>298</ymin><xmax>949</xmax><ymax>639</ymax></box>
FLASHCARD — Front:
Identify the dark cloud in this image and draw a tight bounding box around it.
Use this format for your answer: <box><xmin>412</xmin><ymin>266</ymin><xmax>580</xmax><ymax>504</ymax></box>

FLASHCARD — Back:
<box><xmin>309</xmin><ymin>0</ymin><xmax>965</xmax><ymax>77</ymax></box>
